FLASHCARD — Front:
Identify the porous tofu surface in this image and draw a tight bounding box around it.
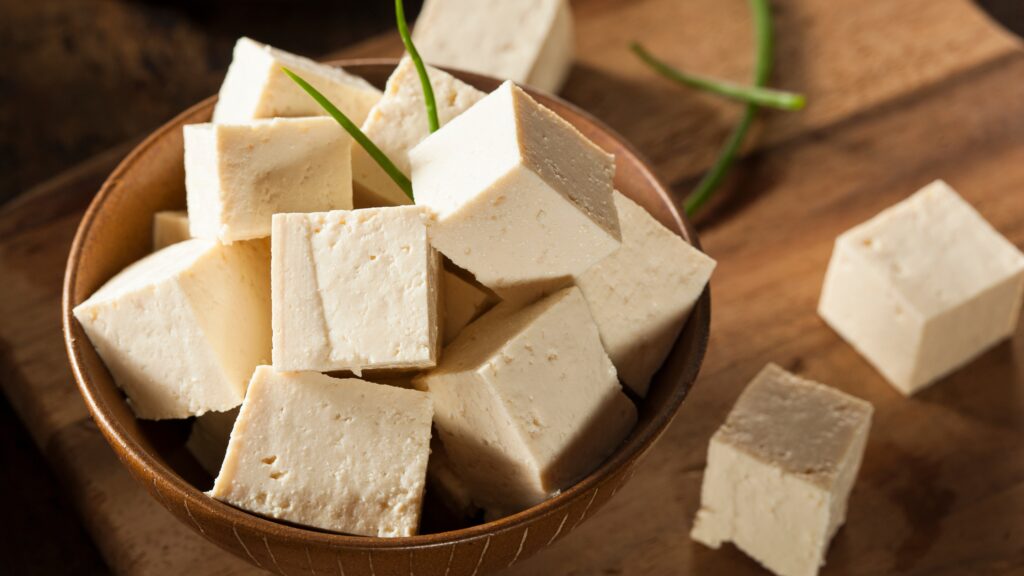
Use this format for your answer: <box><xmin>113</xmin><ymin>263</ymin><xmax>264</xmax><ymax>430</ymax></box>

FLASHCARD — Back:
<box><xmin>271</xmin><ymin>206</ymin><xmax>440</xmax><ymax>373</ymax></box>
<box><xmin>691</xmin><ymin>364</ymin><xmax>873</xmax><ymax>576</ymax></box>
<box><xmin>819</xmin><ymin>180</ymin><xmax>1024</xmax><ymax>394</ymax></box>
<box><xmin>409</xmin><ymin>81</ymin><xmax>620</xmax><ymax>294</ymax></box>
<box><xmin>72</xmin><ymin>239</ymin><xmax>271</xmax><ymax>419</ymax></box>
<box><xmin>210</xmin><ymin>367</ymin><xmax>433</xmax><ymax>537</ymax></box>
<box><xmin>213</xmin><ymin>37</ymin><xmax>381</xmax><ymax>124</ymax></box>
<box><xmin>152</xmin><ymin>210</ymin><xmax>191</xmax><ymax>251</ymax></box>
<box><xmin>712</xmin><ymin>364</ymin><xmax>873</xmax><ymax>488</ymax></box>
<box><xmin>184</xmin><ymin>117</ymin><xmax>353</xmax><ymax>243</ymax></box>
<box><xmin>576</xmin><ymin>191</ymin><xmax>715</xmax><ymax>396</ymax></box>
<box><xmin>416</xmin><ymin>286</ymin><xmax>637</xmax><ymax>515</ymax></box>
<box><xmin>412</xmin><ymin>0</ymin><xmax>574</xmax><ymax>93</ymax></box>
<box><xmin>354</xmin><ymin>57</ymin><xmax>486</xmax><ymax>207</ymax></box>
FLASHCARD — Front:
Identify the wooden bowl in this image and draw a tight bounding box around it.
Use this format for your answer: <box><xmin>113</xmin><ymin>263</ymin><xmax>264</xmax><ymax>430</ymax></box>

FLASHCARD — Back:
<box><xmin>63</xmin><ymin>59</ymin><xmax>711</xmax><ymax>576</ymax></box>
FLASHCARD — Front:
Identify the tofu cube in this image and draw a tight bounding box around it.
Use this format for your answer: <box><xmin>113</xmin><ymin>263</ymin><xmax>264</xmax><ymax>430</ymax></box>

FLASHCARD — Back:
<box><xmin>691</xmin><ymin>364</ymin><xmax>873</xmax><ymax>576</ymax></box>
<box><xmin>415</xmin><ymin>286</ymin><xmax>637</xmax><ymax>516</ymax></box>
<box><xmin>413</xmin><ymin>0</ymin><xmax>574</xmax><ymax>93</ymax></box>
<box><xmin>152</xmin><ymin>210</ymin><xmax>191</xmax><ymax>251</ymax></box>
<box><xmin>187</xmin><ymin>408</ymin><xmax>239</xmax><ymax>476</ymax></box>
<box><xmin>410</xmin><ymin>81</ymin><xmax>621</xmax><ymax>295</ymax></box>
<box><xmin>354</xmin><ymin>57</ymin><xmax>486</xmax><ymax>207</ymax></box>
<box><xmin>210</xmin><ymin>367</ymin><xmax>433</xmax><ymax>537</ymax></box>
<box><xmin>271</xmin><ymin>206</ymin><xmax>441</xmax><ymax>373</ymax></box>
<box><xmin>72</xmin><ymin>239</ymin><xmax>271</xmax><ymax>419</ymax></box>
<box><xmin>577</xmin><ymin>191</ymin><xmax>716</xmax><ymax>397</ymax></box>
<box><xmin>212</xmin><ymin>37</ymin><xmax>381</xmax><ymax>124</ymax></box>
<box><xmin>184</xmin><ymin>118</ymin><xmax>353</xmax><ymax>243</ymax></box>
<box><xmin>819</xmin><ymin>180</ymin><xmax>1024</xmax><ymax>395</ymax></box>
<box><xmin>441</xmin><ymin>268</ymin><xmax>497</xmax><ymax>345</ymax></box>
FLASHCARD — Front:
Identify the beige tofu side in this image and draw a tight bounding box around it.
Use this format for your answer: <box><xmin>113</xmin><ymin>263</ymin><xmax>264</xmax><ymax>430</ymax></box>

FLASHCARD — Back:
<box><xmin>72</xmin><ymin>239</ymin><xmax>271</xmax><ymax>419</ymax></box>
<box><xmin>213</xmin><ymin>37</ymin><xmax>381</xmax><ymax>124</ymax></box>
<box><xmin>271</xmin><ymin>207</ymin><xmax>441</xmax><ymax>373</ymax></box>
<box><xmin>819</xmin><ymin>180</ymin><xmax>1024</xmax><ymax>394</ymax></box>
<box><xmin>416</xmin><ymin>286</ymin><xmax>636</xmax><ymax>516</ymax></box>
<box><xmin>576</xmin><ymin>191</ymin><xmax>715</xmax><ymax>397</ymax></box>
<box><xmin>210</xmin><ymin>367</ymin><xmax>433</xmax><ymax>537</ymax></box>
<box><xmin>184</xmin><ymin>117</ymin><xmax>353</xmax><ymax>243</ymax></box>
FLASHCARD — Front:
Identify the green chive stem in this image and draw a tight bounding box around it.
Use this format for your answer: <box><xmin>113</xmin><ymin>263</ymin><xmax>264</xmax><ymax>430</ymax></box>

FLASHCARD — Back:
<box><xmin>395</xmin><ymin>0</ymin><xmax>440</xmax><ymax>133</ymax></box>
<box><xmin>684</xmin><ymin>0</ymin><xmax>779</xmax><ymax>216</ymax></box>
<box><xmin>630</xmin><ymin>42</ymin><xmax>805</xmax><ymax>111</ymax></box>
<box><xmin>282</xmin><ymin>67</ymin><xmax>414</xmax><ymax>202</ymax></box>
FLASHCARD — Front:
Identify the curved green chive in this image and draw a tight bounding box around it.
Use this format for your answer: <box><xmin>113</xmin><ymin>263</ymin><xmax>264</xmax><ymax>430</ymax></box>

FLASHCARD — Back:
<box><xmin>630</xmin><ymin>42</ymin><xmax>805</xmax><ymax>111</ymax></box>
<box><xmin>396</xmin><ymin>0</ymin><xmax>440</xmax><ymax>133</ymax></box>
<box><xmin>282</xmin><ymin>67</ymin><xmax>414</xmax><ymax>202</ymax></box>
<box><xmin>685</xmin><ymin>0</ymin><xmax>786</xmax><ymax>216</ymax></box>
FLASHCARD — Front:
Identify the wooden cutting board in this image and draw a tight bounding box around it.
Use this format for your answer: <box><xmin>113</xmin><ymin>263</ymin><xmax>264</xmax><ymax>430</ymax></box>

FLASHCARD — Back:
<box><xmin>2</xmin><ymin>0</ymin><xmax>1022</xmax><ymax>574</ymax></box>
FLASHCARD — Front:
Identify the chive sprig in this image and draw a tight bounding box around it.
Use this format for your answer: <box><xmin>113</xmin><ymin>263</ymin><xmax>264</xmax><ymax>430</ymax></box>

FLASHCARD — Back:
<box><xmin>282</xmin><ymin>67</ymin><xmax>415</xmax><ymax>202</ymax></box>
<box><xmin>630</xmin><ymin>42</ymin><xmax>805</xmax><ymax>111</ymax></box>
<box><xmin>395</xmin><ymin>0</ymin><xmax>440</xmax><ymax>133</ymax></box>
<box><xmin>633</xmin><ymin>0</ymin><xmax>803</xmax><ymax>216</ymax></box>
<box><xmin>684</xmin><ymin>0</ymin><xmax>778</xmax><ymax>216</ymax></box>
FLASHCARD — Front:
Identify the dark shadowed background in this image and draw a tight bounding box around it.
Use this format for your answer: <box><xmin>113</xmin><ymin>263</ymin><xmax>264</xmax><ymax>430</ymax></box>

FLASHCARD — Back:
<box><xmin>0</xmin><ymin>0</ymin><xmax>1019</xmax><ymax>574</ymax></box>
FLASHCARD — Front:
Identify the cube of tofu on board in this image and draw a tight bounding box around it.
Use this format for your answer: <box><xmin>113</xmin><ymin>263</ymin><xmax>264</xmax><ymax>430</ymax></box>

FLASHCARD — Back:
<box><xmin>210</xmin><ymin>367</ymin><xmax>433</xmax><ymax>537</ymax></box>
<box><xmin>691</xmin><ymin>364</ymin><xmax>873</xmax><ymax>576</ymax></box>
<box><xmin>271</xmin><ymin>206</ymin><xmax>441</xmax><ymax>374</ymax></box>
<box><xmin>355</xmin><ymin>56</ymin><xmax>486</xmax><ymax>207</ymax></box>
<box><xmin>819</xmin><ymin>180</ymin><xmax>1024</xmax><ymax>395</ymax></box>
<box><xmin>415</xmin><ymin>286</ymin><xmax>636</xmax><ymax>517</ymax></box>
<box><xmin>184</xmin><ymin>117</ymin><xmax>353</xmax><ymax>243</ymax></box>
<box><xmin>213</xmin><ymin>37</ymin><xmax>381</xmax><ymax>124</ymax></box>
<box><xmin>413</xmin><ymin>0</ymin><xmax>574</xmax><ymax>93</ymax></box>
<box><xmin>72</xmin><ymin>238</ymin><xmax>271</xmax><ymax>420</ymax></box>
<box><xmin>410</xmin><ymin>81</ymin><xmax>620</xmax><ymax>296</ymax></box>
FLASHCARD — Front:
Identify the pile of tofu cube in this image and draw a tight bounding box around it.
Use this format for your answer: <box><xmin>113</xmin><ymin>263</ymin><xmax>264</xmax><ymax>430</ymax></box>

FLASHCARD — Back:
<box><xmin>72</xmin><ymin>36</ymin><xmax>716</xmax><ymax>538</ymax></box>
<box><xmin>691</xmin><ymin>180</ymin><xmax>1024</xmax><ymax>576</ymax></box>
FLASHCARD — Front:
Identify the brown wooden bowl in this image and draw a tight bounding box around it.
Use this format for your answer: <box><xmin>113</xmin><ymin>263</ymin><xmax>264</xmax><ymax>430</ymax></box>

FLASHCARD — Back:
<box><xmin>63</xmin><ymin>59</ymin><xmax>711</xmax><ymax>576</ymax></box>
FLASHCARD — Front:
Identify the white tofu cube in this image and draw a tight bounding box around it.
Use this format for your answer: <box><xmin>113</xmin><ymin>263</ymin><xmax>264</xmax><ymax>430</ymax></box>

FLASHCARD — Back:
<box><xmin>819</xmin><ymin>180</ymin><xmax>1024</xmax><ymax>395</ymax></box>
<box><xmin>577</xmin><ymin>191</ymin><xmax>716</xmax><ymax>397</ymax></box>
<box><xmin>441</xmin><ymin>268</ymin><xmax>497</xmax><ymax>345</ymax></box>
<box><xmin>271</xmin><ymin>206</ymin><xmax>441</xmax><ymax>373</ymax></box>
<box><xmin>415</xmin><ymin>286</ymin><xmax>637</xmax><ymax>516</ymax></box>
<box><xmin>184</xmin><ymin>117</ymin><xmax>353</xmax><ymax>243</ymax></box>
<box><xmin>354</xmin><ymin>57</ymin><xmax>486</xmax><ymax>207</ymax></box>
<box><xmin>152</xmin><ymin>210</ymin><xmax>191</xmax><ymax>251</ymax></box>
<box><xmin>212</xmin><ymin>37</ymin><xmax>381</xmax><ymax>124</ymax></box>
<box><xmin>691</xmin><ymin>364</ymin><xmax>873</xmax><ymax>576</ymax></box>
<box><xmin>413</xmin><ymin>0</ymin><xmax>574</xmax><ymax>93</ymax></box>
<box><xmin>410</xmin><ymin>81</ymin><xmax>620</xmax><ymax>295</ymax></box>
<box><xmin>187</xmin><ymin>408</ymin><xmax>239</xmax><ymax>476</ymax></box>
<box><xmin>72</xmin><ymin>239</ymin><xmax>271</xmax><ymax>419</ymax></box>
<box><xmin>210</xmin><ymin>367</ymin><xmax>433</xmax><ymax>537</ymax></box>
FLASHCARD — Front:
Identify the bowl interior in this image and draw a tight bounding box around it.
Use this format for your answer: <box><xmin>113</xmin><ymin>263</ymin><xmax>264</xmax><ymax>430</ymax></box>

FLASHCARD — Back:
<box><xmin>63</xmin><ymin>60</ymin><xmax>710</xmax><ymax>550</ymax></box>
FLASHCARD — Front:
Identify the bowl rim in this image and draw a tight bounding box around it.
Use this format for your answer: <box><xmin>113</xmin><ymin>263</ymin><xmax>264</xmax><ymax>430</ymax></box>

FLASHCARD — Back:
<box><xmin>62</xmin><ymin>57</ymin><xmax>711</xmax><ymax>550</ymax></box>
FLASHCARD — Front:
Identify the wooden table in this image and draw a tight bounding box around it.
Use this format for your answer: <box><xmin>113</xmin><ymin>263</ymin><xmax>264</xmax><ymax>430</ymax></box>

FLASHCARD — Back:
<box><xmin>2</xmin><ymin>0</ymin><xmax>1022</xmax><ymax>574</ymax></box>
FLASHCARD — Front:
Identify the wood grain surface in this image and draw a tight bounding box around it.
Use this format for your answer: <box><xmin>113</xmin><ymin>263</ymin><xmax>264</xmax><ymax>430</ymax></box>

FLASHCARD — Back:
<box><xmin>1</xmin><ymin>0</ymin><xmax>1022</xmax><ymax>574</ymax></box>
